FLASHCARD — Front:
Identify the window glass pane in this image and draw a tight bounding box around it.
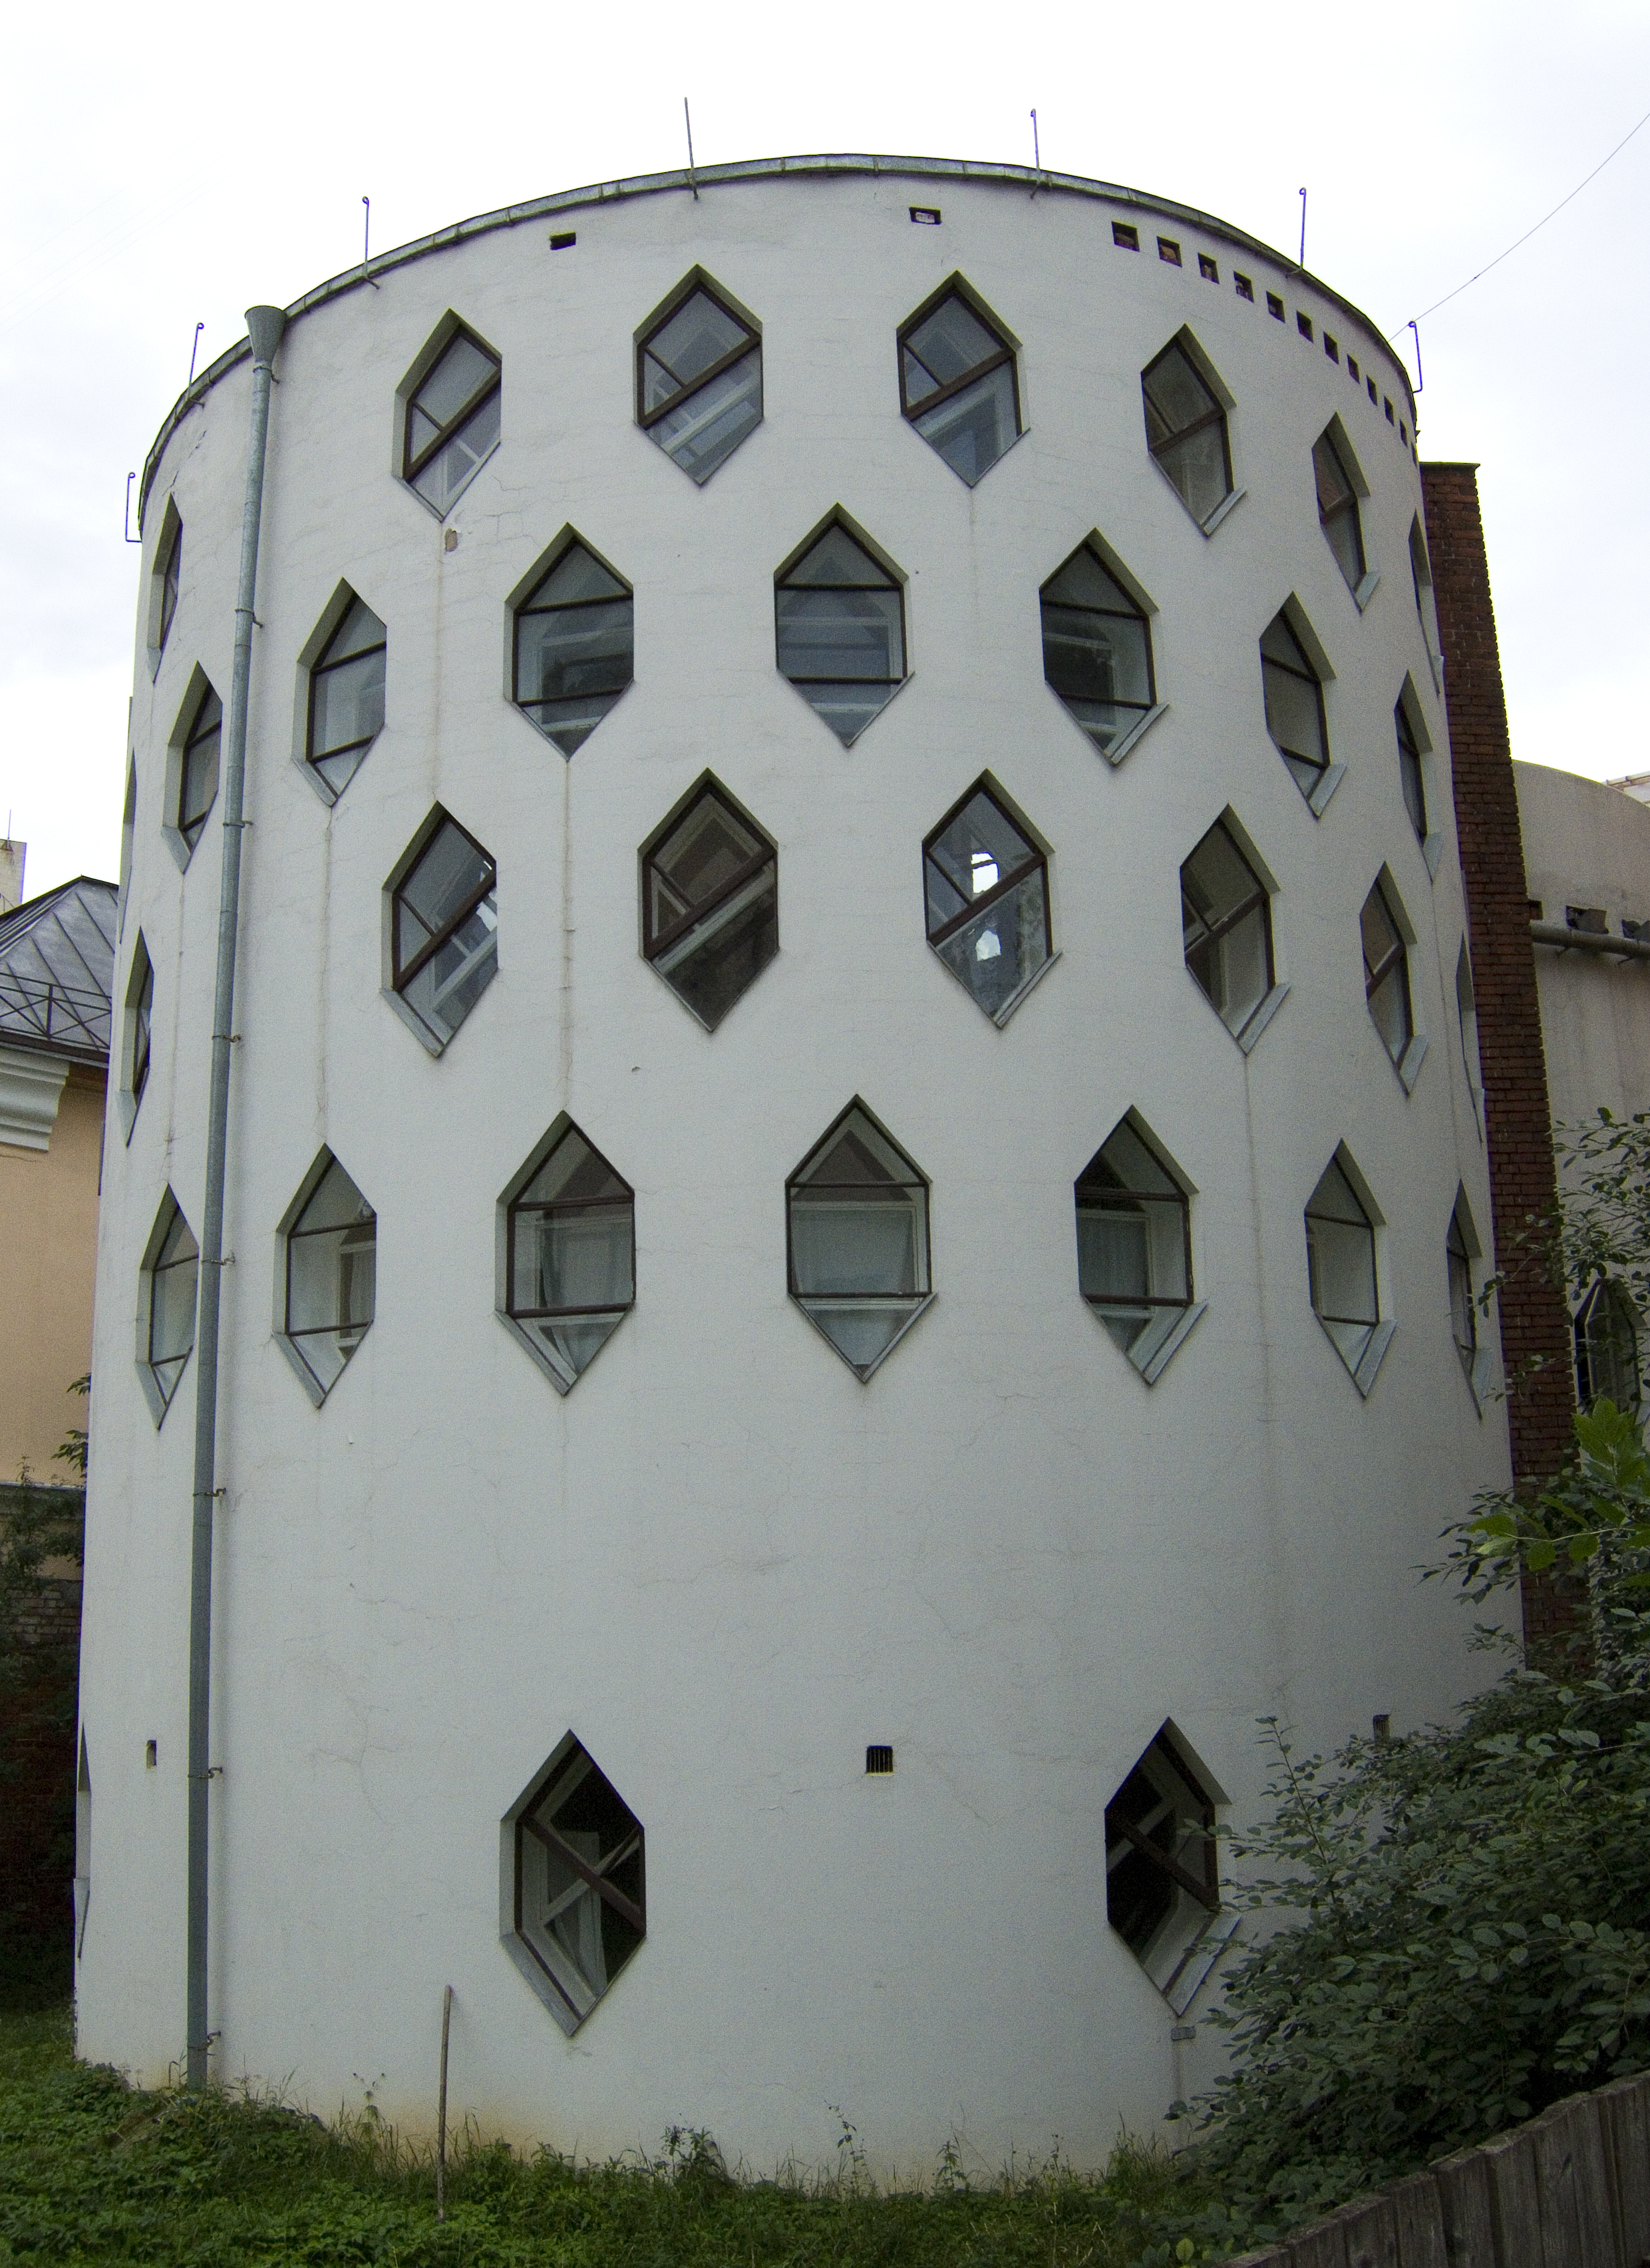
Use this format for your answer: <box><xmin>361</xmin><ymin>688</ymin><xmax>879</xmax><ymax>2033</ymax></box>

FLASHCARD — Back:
<box><xmin>149</xmin><ymin>1212</ymin><xmax>199</xmax><ymax>1372</ymax></box>
<box><xmin>649</xmin><ymin>351</ymin><xmax>762</xmax><ymax>483</ymax></box>
<box><xmin>516</xmin><ymin>597</ymin><xmax>633</xmax><ymax>706</ymax></box>
<box><xmin>1323</xmin><ymin>507</ymin><xmax>1364</xmax><ymax>590</ymax></box>
<box><xmin>792</xmin><ymin>1196</ymin><xmax>919</xmax><ymax>1294</ymax></box>
<box><xmin>1045</xmin><ymin>548</ymin><xmax>1137</xmax><ymax>615</ymax></box>
<box><xmin>520</xmin><ymin>1745</ymin><xmax>645</xmax><ymax>2009</ymax></box>
<box><xmin>1397</xmin><ymin>706</ymin><xmax>1427</xmax><ymax>837</ymax></box>
<box><xmin>783</xmin><ymin>526</ymin><xmax>896</xmax><ymax>589</ymax></box>
<box><xmin>527</xmin><ymin>548</ymin><xmax>627</xmax><ymax>610</ymax></box>
<box><xmin>933</xmin><ymin>872</ymin><xmax>1049</xmax><ymax>1016</ymax></box>
<box><xmin>1262</xmin><ymin>658</ymin><xmax>1327</xmax><ymax>773</ymax></box>
<box><xmin>514</xmin><ymin>1205</ymin><xmax>635</xmax><ymax>1312</ymax></box>
<box><xmin>399</xmin><ymin>822</ymin><xmax>492</xmax><ymax>952</ymax></box>
<box><xmin>1043</xmin><ymin>603</ymin><xmax>1153</xmax><ymax>711</ymax></box>
<box><xmin>401</xmin><ymin>899</ymin><xmax>497</xmax><ymax>1043</ymax></box>
<box><xmin>321</xmin><ymin>597</ymin><xmax>387</xmax><ymax>667</ymax></box>
<box><xmin>1158</xmin><ymin>427</ymin><xmax>1230</xmax><ymax>522</ymax></box>
<box><xmin>1360</xmin><ymin>886</ymin><xmax>1401</xmax><ymax>973</ymax></box>
<box><xmin>412</xmin><ymin>391</ymin><xmax>500</xmax><ymax>508</ymax></box>
<box><xmin>912</xmin><ymin>363</ymin><xmax>1017</xmax><ymax>485</ymax></box>
<box><xmin>518</xmin><ymin>1128</ymin><xmax>630</xmax><ymax>1211</ymax></box>
<box><xmin>906</xmin><ymin>295</ymin><xmax>1001</xmax><ymax>389</ymax></box>
<box><xmin>1143</xmin><ymin>345</ymin><xmax>1216</xmax><ymax>435</ymax></box>
<box><xmin>650</xmin><ymin>797</ymin><xmax>764</xmax><ymax>925</ymax></box>
<box><xmin>413</xmin><ymin>333</ymin><xmax>496</xmax><ymax>428</ymax></box>
<box><xmin>925</xmin><ymin>791</ymin><xmax>1035</xmax><ymax>908</ymax></box>
<box><xmin>644</xmin><ymin>289</ymin><xmax>748</xmax><ymax>399</ymax></box>
<box><xmin>1312</xmin><ymin>433</ymin><xmax>1355</xmax><ymax>518</ymax></box>
<box><xmin>1306</xmin><ymin>1160</ymin><xmax>1378</xmax><ymax>1358</ymax></box>
<box><xmin>644</xmin><ymin>787</ymin><xmax>778</xmax><ymax>1030</ymax></box>
<box><xmin>1259</xmin><ymin>615</ymin><xmax>1310</xmax><ymax>673</ymax></box>
<box><xmin>776</xmin><ymin>588</ymin><xmax>904</xmax><ymax>681</ymax></box>
<box><xmin>1448</xmin><ymin>1217</ymin><xmax>1476</xmax><ymax>1364</ymax></box>
<box><xmin>311</xmin><ymin>648</ymin><xmax>385</xmax><ymax>761</ymax></box>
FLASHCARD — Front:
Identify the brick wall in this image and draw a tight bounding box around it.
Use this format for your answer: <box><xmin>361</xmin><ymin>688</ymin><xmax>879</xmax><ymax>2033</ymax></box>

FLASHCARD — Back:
<box><xmin>1421</xmin><ymin>465</ymin><xmax>1577</xmax><ymax>1645</ymax></box>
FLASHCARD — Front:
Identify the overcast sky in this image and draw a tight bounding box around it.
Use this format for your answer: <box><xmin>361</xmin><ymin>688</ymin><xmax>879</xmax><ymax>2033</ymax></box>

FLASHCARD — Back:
<box><xmin>4</xmin><ymin>0</ymin><xmax>1646</xmax><ymax>898</ymax></box>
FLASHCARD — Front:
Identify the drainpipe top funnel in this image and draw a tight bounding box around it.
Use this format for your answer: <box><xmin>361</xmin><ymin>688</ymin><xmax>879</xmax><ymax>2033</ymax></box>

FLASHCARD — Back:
<box><xmin>246</xmin><ymin>305</ymin><xmax>286</xmax><ymax>367</ymax></box>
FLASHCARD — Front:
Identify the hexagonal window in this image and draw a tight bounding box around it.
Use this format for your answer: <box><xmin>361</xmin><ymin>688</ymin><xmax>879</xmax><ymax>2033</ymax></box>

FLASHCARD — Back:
<box><xmin>786</xmin><ymin>1101</ymin><xmax>931</xmax><ymax>1380</ymax></box>
<box><xmin>497</xmin><ymin>1118</ymin><xmax>635</xmax><ymax>1393</ymax></box>
<box><xmin>162</xmin><ymin>670</ymin><xmax>222</xmax><ymax>869</ymax></box>
<box><xmin>774</xmin><ymin>512</ymin><xmax>907</xmax><ymax>746</ymax></box>
<box><xmin>1180</xmin><ymin>813</ymin><xmax>1287</xmax><ymax>1053</ymax></box>
<box><xmin>1305</xmin><ymin>1147</ymin><xmax>1394</xmax><ymax>1395</ymax></box>
<box><xmin>138</xmin><ymin>1188</ymin><xmax>198</xmax><ymax>1426</ymax></box>
<box><xmin>510</xmin><ymin>532</ymin><xmax>633</xmax><ymax>757</ymax></box>
<box><xmin>300</xmin><ymin>586</ymin><xmax>385</xmax><ymax>803</ymax></box>
<box><xmin>276</xmin><ymin>1152</ymin><xmax>376</xmax><ymax>1405</ymax></box>
<box><xmin>501</xmin><ymin>1734</ymin><xmax>645</xmax><ymax>2032</ymax></box>
<box><xmin>382</xmin><ymin>809</ymin><xmax>498</xmax><ymax>1055</ymax></box>
<box><xmin>641</xmin><ymin>775</ymin><xmax>777</xmax><ymax>1030</ymax></box>
<box><xmin>1076</xmin><ymin>1113</ymin><xmax>1206</xmax><ymax>1384</ymax></box>
<box><xmin>1039</xmin><ymin>535</ymin><xmax>1164</xmax><ymax>765</ymax></box>
<box><xmin>635</xmin><ymin>270</ymin><xmax>762</xmax><ymax>484</ymax></box>
<box><xmin>923</xmin><ymin>777</ymin><xmax>1053</xmax><ymax>1025</ymax></box>
<box><xmin>897</xmin><ymin>276</ymin><xmax>1021</xmax><ymax>485</ymax></box>
<box><xmin>1105</xmin><ymin>1725</ymin><xmax>1228</xmax><ymax>2009</ymax></box>
<box><xmin>1260</xmin><ymin>602</ymin><xmax>1342</xmax><ymax>815</ymax></box>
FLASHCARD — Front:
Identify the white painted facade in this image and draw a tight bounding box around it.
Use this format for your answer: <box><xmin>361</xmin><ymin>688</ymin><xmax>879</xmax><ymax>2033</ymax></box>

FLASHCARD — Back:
<box><xmin>81</xmin><ymin>158</ymin><xmax>1508</xmax><ymax>2171</ymax></box>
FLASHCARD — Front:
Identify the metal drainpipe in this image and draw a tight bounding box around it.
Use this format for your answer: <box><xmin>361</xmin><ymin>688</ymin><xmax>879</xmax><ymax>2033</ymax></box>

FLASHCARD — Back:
<box><xmin>186</xmin><ymin>302</ymin><xmax>285</xmax><ymax>2090</ymax></box>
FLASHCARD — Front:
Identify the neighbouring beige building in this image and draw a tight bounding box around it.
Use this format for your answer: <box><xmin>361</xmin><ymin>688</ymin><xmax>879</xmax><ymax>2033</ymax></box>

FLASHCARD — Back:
<box><xmin>0</xmin><ymin>852</ymin><xmax>118</xmax><ymax>1481</ymax></box>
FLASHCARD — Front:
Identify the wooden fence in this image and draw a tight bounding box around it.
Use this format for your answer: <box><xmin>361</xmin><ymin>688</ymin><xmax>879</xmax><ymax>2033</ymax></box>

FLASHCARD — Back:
<box><xmin>1228</xmin><ymin>2071</ymin><xmax>1650</xmax><ymax>2267</ymax></box>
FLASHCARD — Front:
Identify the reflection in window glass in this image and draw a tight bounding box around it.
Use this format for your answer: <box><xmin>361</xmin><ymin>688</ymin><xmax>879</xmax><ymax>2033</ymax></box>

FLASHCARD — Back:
<box><xmin>1447</xmin><ymin>1203</ymin><xmax>1476</xmax><ymax>1378</ymax></box>
<box><xmin>506</xmin><ymin>1122</ymin><xmax>635</xmax><ymax>1393</ymax></box>
<box><xmin>515</xmin><ymin>1740</ymin><xmax>645</xmax><ymax>2028</ymax></box>
<box><xmin>1181</xmin><ymin>819</ymin><xmax>1273</xmax><ymax>1043</ymax></box>
<box><xmin>130</xmin><ymin>943</ymin><xmax>154</xmax><ymax>1109</ymax></box>
<box><xmin>1312</xmin><ymin>427</ymin><xmax>1365</xmax><ymax>591</ymax></box>
<box><xmin>641</xmin><ymin>781</ymin><xmax>777</xmax><ymax>1030</ymax></box>
<box><xmin>1397</xmin><ymin>698</ymin><xmax>1427</xmax><ymax>840</ymax></box>
<box><xmin>1361</xmin><ymin>878</ymin><xmax>1413</xmax><ymax>1066</ymax></box>
<box><xmin>146</xmin><ymin>1195</ymin><xmax>199</xmax><ymax>1416</ymax></box>
<box><xmin>1076</xmin><ymin>1117</ymin><xmax>1192</xmax><ymax>1373</ymax></box>
<box><xmin>923</xmin><ymin>783</ymin><xmax>1050</xmax><ymax>1020</ymax></box>
<box><xmin>1575</xmin><ymin>1279</ymin><xmax>1642</xmax><ymax>1414</ymax></box>
<box><xmin>284</xmin><ymin>1156</ymin><xmax>376</xmax><ymax>1400</ymax></box>
<box><xmin>788</xmin><ymin>1104</ymin><xmax>930</xmax><ymax>1379</ymax></box>
<box><xmin>898</xmin><ymin>286</ymin><xmax>1021</xmax><ymax>484</ymax></box>
<box><xmin>389</xmin><ymin>814</ymin><xmax>498</xmax><ymax>1051</ymax></box>
<box><xmin>178</xmin><ymin>683</ymin><xmax>222</xmax><ymax>850</ymax></box>
<box><xmin>1260</xmin><ymin>611</ymin><xmax>1329</xmax><ymax>798</ymax></box>
<box><xmin>307</xmin><ymin>595</ymin><xmax>386</xmax><ymax>799</ymax></box>
<box><xmin>1040</xmin><ymin>543</ymin><xmax>1156</xmax><ymax>755</ymax></box>
<box><xmin>1142</xmin><ymin>339</ymin><xmax>1232</xmax><ymax>525</ymax></box>
<box><xmin>403</xmin><ymin>326</ymin><xmax>501</xmax><ymax>512</ymax></box>
<box><xmin>775</xmin><ymin>521</ymin><xmax>906</xmax><ymax>744</ymax></box>
<box><xmin>637</xmin><ymin>282</ymin><xmax>762</xmax><ymax>483</ymax></box>
<box><xmin>1305</xmin><ymin>1155</ymin><xmax>1379</xmax><ymax>1371</ymax></box>
<box><xmin>1105</xmin><ymin>1728</ymin><xmax>1218</xmax><ymax>1995</ymax></box>
<box><xmin>513</xmin><ymin>542</ymin><xmax>633</xmax><ymax>756</ymax></box>
<box><xmin>156</xmin><ymin>518</ymin><xmax>182</xmax><ymax>654</ymax></box>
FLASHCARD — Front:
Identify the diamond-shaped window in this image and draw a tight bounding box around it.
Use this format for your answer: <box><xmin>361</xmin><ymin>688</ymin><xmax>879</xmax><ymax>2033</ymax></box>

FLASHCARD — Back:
<box><xmin>636</xmin><ymin>272</ymin><xmax>762</xmax><ymax>484</ymax></box>
<box><xmin>498</xmin><ymin>1119</ymin><xmax>635</xmax><ymax>1394</ymax></box>
<box><xmin>786</xmin><ymin>1101</ymin><xmax>931</xmax><ymax>1380</ymax></box>
<box><xmin>774</xmin><ymin>513</ymin><xmax>907</xmax><ymax>745</ymax></box>
<box><xmin>383</xmin><ymin>810</ymin><xmax>498</xmax><ymax>1055</ymax></box>
<box><xmin>898</xmin><ymin>278</ymin><xmax>1021</xmax><ymax>484</ymax></box>
<box><xmin>511</xmin><ymin>534</ymin><xmax>633</xmax><ymax>757</ymax></box>
<box><xmin>641</xmin><ymin>777</ymin><xmax>777</xmax><ymax>1030</ymax></box>
<box><xmin>923</xmin><ymin>779</ymin><xmax>1052</xmax><ymax>1024</ymax></box>
<box><xmin>277</xmin><ymin>1152</ymin><xmax>376</xmax><ymax>1405</ymax></box>
<box><xmin>501</xmin><ymin>1734</ymin><xmax>645</xmax><ymax>2032</ymax></box>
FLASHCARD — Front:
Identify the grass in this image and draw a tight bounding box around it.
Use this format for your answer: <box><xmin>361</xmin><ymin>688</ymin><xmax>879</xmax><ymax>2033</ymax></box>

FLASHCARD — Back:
<box><xmin>0</xmin><ymin>2002</ymin><xmax>1220</xmax><ymax>2267</ymax></box>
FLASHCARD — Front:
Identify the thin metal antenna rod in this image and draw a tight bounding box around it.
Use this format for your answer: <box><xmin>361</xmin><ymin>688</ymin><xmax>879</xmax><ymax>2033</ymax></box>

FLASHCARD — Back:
<box><xmin>1031</xmin><ymin>108</ymin><xmax>1039</xmax><ymax>169</ymax></box>
<box><xmin>124</xmin><ymin>471</ymin><xmax>141</xmax><ymax>544</ymax></box>
<box><xmin>684</xmin><ymin>98</ymin><xmax>699</xmax><ymax>200</ymax></box>
<box><xmin>1407</xmin><ymin>319</ymin><xmax>1424</xmax><ymax>393</ymax></box>
<box><xmin>1298</xmin><ymin>187</ymin><xmax>1307</xmax><ymax>270</ymax></box>
<box><xmin>362</xmin><ymin>196</ymin><xmax>370</xmax><ymax>266</ymax></box>
<box><xmin>188</xmin><ymin>323</ymin><xmax>204</xmax><ymax>385</ymax></box>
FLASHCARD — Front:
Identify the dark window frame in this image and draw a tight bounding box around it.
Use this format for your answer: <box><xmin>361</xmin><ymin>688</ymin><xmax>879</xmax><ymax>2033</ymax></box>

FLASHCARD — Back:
<box><xmin>401</xmin><ymin>321</ymin><xmax>501</xmax><ymax>492</ymax></box>
<box><xmin>1074</xmin><ymin>1126</ymin><xmax>1194</xmax><ymax>1324</ymax></box>
<box><xmin>156</xmin><ymin>517</ymin><xmax>181</xmax><ymax>654</ymax></box>
<box><xmin>1039</xmin><ymin>538</ymin><xmax>1159</xmax><ymax>756</ymax></box>
<box><xmin>1305</xmin><ymin>1160</ymin><xmax>1380</xmax><ymax>1336</ymax></box>
<box><xmin>921</xmin><ymin>778</ymin><xmax>1052</xmax><ymax>1018</ymax></box>
<box><xmin>131</xmin><ymin>949</ymin><xmax>154</xmax><ymax>1107</ymax></box>
<box><xmin>1105</xmin><ymin>1727</ymin><xmax>1220</xmax><ymax>1941</ymax></box>
<box><xmin>1447</xmin><ymin>1205</ymin><xmax>1476</xmax><ymax>1375</ymax></box>
<box><xmin>784</xmin><ymin>1101</ymin><xmax>933</xmax><ymax>1380</ymax></box>
<box><xmin>391</xmin><ymin>814</ymin><xmax>497</xmax><ymax>1000</ymax></box>
<box><xmin>281</xmin><ymin>1155</ymin><xmax>377</xmax><ymax>1401</ymax></box>
<box><xmin>1180</xmin><ymin>817</ymin><xmax>1278</xmax><ymax>1046</ymax></box>
<box><xmin>1396</xmin><ymin>695</ymin><xmax>1428</xmax><ymax>840</ymax></box>
<box><xmin>1312</xmin><ymin>425</ymin><xmax>1367</xmax><ymax>592</ymax></box>
<box><xmin>508</xmin><ymin>1737</ymin><xmax>647</xmax><ymax>2032</ymax></box>
<box><xmin>504</xmin><ymin>1125</ymin><xmax>636</xmax><ymax>1332</ymax></box>
<box><xmin>773</xmin><ymin>515</ymin><xmax>908</xmax><ymax>744</ymax></box>
<box><xmin>1361</xmin><ymin>876</ymin><xmax>1414</xmax><ymax>1065</ymax></box>
<box><xmin>177</xmin><ymin>681</ymin><xmax>222</xmax><ymax>850</ymax></box>
<box><xmin>510</xmin><ymin>535</ymin><xmax>635</xmax><ymax>756</ymax></box>
<box><xmin>635</xmin><ymin>275</ymin><xmax>761</xmax><ymax>437</ymax></box>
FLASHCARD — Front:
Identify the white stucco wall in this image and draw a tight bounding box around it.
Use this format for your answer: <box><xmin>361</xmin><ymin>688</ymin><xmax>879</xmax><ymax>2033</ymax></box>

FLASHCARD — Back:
<box><xmin>81</xmin><ymin>158</ymin><xmax>1506</xmax><ymax>2173</ymax></box>
<box><xmin>1516</xmin><ymin>759</ymin><xmax>1650</xmax><ymax>1130</ymax></box>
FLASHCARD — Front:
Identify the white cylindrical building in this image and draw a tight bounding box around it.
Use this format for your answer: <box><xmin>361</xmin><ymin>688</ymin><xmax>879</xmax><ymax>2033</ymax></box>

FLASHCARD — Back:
<box><xmin>82</xmin><ymin>155</ymin><xmax>1508</xmax><ymax>2167</ymax></box>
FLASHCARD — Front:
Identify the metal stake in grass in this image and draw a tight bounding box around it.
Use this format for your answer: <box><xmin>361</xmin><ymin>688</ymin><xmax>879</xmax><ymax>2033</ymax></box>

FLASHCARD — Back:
<box><xmin>436</xmin><ymin>1985</ymin><xmax>452</xmax><ymax>2222</ymax></box>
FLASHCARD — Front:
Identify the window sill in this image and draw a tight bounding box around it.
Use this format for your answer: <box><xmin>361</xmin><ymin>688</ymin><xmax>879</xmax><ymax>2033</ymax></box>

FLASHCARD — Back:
<box><xmin>1395</xmin><ymin>1032</ymin><xmax>1429</xmax><ymax>1095</ymax></box>
<box><xmin>1098</xmin><ymin>702</ymin><xmax>1169</xmax><ymax>771</ymax></box>
<box><xmin>1307</xmin><ymin>763</ymin><xmax>1346</xmax><ymax>819</ymax></box>
<box><xmin>1138</xmin><ymin>1299</ymin><xmax>1207</xmax><ymax>1386</ymax></box>
<box><xmin>1317</xmin><ymin>1315</ymin><xmax>1395</xmax><ymax>1398</ymax></box>
<box><xmin>989</xmin><ymin>946</ymin><xmax>1061</xmax><ymax>1028</ymax></box>
<box><xmin>1148</xmin><ymin>453</ymin><xmax>1246</xmax><ymax>538</ymax></box>
<box><xmin>1421</xmin><ymin>831</ymin><xmax>1446</xmax><ymax>880</ymax></box>
<box><xmin>1236</xmin><ymin>982</ymin><xmax>1290</xmax><ymax>1055</ymax></box>
<box><xmin>792</xmin><ymin>1290</ymin><xmax>933</xmax><ymax>1382</ymax></box>
<box><xmin>1352</xmin><ymin>568</ymin><xmax>1381</xmax><ymax>613</ymax></box>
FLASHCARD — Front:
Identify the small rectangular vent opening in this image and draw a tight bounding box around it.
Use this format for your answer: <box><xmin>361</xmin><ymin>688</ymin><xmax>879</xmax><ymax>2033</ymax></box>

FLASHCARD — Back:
<box><xmin>1296</xmin><ymin>311</ymin><xmax>1314</xmax><ymax>340</ymax></box>
<box><xmin>1112</xmin><ymin>222</ymin><xmax>1140</xmax><ymax>250</ymax></box>
<box><xmin>145</xmin><ymin>1740</ymin><xmax>157</xmax><ymax>1768</ymax></box>
<box><xmin>909</xmin><ymin>206</ymin><xmax>941</xmax><ymax>226</ymax></box>
<box><xmin>1157</xmin><ymin>237</ymin><xmax>1182</xmax><ymax>266</ymax></box>
<box><xmin>1198</xmin><ymin>253</ymin><xmax>1218</xmax><ymax>282</ymax></box>
<box><xmin>1234</xmin><ymin>272</ymin><xmax>1254</xmax><ymax>301</ymax></box>
<box><xmin>865</xmin><ymin>1745</ymin><xmax>894</xmax><ymax>1775</ymax></box>
<box><xmin>1267</xmin><ymin>292</ymin><xmax>1285</xmax><ymax>321</ymax></box>
<box><xmin>550</xmin><ymin>232</ymin><xmax>576</xmax><ymax>250</ymax></box>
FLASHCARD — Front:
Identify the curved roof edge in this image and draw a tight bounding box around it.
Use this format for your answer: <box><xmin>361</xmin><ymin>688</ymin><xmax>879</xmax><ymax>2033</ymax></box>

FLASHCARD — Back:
<box><xmin>139</xmin><ymin>152</ymin><xmax>1417</xmax><ymax>525</ymax></box>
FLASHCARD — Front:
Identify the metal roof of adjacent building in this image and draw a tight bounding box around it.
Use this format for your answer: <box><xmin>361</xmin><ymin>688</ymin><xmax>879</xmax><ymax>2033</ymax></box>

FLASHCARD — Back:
<box><xmin>0</xmin><ymin>878</ymin><xmax>118</xmax><ymax>1067</ymax></box>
